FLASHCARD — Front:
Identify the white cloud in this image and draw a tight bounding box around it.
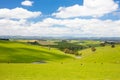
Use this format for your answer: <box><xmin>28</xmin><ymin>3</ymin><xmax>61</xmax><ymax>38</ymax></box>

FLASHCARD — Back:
<box><xmin>21</xmin><ymin>0</ymin><xmax>34</xmax><ymax>6</ymax></box>
<box><xmin>0</xmin><ymin>18</ymin><xmax>120</xmax><ymax>37</ymax></box>
<box><xmin>0</xmin><ymin>0</ymin><xmax>119</xmax><ymax>37</ymax></box>
<box><xmin>52</xmin><ymin>0</ymin><xmax>118</xmax><ymax>18</ymax></box>
<box><xmin>0</xmin><ymin>7</ymin><xmax>41</xmax><ymax>19</ymax></box>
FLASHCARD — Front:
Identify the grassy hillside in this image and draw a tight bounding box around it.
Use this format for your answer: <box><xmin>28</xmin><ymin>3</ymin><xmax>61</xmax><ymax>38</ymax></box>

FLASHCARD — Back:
<box><xmin>0</xmin><ymin>40</ymin><xmax>120</xmax><ymax>80</ymax></box>
<box><xmin>0</xmin><ymin>40</ymin><xmax>73</xmax><ymax>63</ymax></box>
<box><xmin>79</xmin><ymin>45</ymin><xmax>120</xmax><ymax>63</ymax></box>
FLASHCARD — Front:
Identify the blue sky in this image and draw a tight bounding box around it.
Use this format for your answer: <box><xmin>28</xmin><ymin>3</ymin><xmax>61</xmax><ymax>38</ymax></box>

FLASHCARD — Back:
<box><xmin>0</xmin><ymin>0</ymin><xmax>83</xmax><ymax>14</ymax></box>
<box><xmin>0</xmin><ymin>0</ymin><xmax>120</xmax><ymax>37</ymax></box>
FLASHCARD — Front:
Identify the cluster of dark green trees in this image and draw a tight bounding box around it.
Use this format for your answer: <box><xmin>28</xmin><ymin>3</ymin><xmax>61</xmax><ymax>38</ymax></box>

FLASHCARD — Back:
<box><xmin>27</xmin><ymin>40</ymin><xmax>116</xmax><ymax>55</ymax></box>
<box><xmin>100</xmin><ymin>41</ymin><xmax>116</xmax><ymax>48</ymax></box>
<box><xmin>49</xmin><ymin>41</ymin><xmax>84</xmax><ymax>56</ymax></box>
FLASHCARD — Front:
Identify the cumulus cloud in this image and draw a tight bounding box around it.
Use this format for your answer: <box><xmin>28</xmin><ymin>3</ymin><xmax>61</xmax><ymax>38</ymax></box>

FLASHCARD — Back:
<box><xmin>0</xmin><ymin>18</ymin><xmax>120</xmax><ymax>37</ymax></box>
<box><xmin>21</xmin><ymin>0</ymin><xmax>34</xmax><ymax>6</ymax></box>
<box><xmin>52</xmin><ymin>0</ymin><xmax>118</xmax><ymax>18</ymax></box>
<box><xmin>0</xmin><ymin>7</ymin><xmax>41</xmax><ymax>19</ymax></box>
<box><xmin>0</xmin><ymin>6</ymin><xmax>119</xmax><ymax>37</ymax></box>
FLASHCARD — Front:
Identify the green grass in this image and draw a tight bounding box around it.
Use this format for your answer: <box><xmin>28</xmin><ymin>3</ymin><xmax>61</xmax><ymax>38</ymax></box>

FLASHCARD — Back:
<box><xmin>0</xmin><ymin>40</ymin><xmax>120</xmax><ymax>80</ymax></box>
<box><xmin>0</xmin><ymin>40</ymin><xmax>73</xmax><ymax>63</ymax></box>
<box><xmin>79</xmin><ymin>45</ymin><xmax>120</xmax><ymax>63</ymax></box>
<box><xmin>70</xmin><ymin>40</ymin><xmax>101</xmax><ymax>47</ymax></box>
<box><xmin>0</xmin><ymin>63</ymin><xmax>120</xmax><ymax>80</ymax></box>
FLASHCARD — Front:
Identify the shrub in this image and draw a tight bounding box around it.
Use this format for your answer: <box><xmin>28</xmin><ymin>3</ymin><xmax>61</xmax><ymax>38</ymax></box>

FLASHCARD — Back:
<box><xmin>111</xmin><ymin>44</ymin><xmax>115</xmax><ymax>48</ymax></box>
<box><xmin>64</xmin><ymin>48</ymin><xmax>70</xmax><ymax>53</ymax></box>
<box><xmin>91</xmin><ymin>47</ymin><xmax>96</xmax><ymax>52</ymax></box>
<box><xmin>100</xmin><ymin>43</ymin><xmax>106</xmax><ymax>47</ymax></box>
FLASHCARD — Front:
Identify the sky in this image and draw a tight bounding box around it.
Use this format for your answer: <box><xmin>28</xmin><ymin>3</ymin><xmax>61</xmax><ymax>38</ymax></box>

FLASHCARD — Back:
<box><xmin>0</xmin><ymin>0</ymin><xmax>120</xmax><ymax>37</ymax></box>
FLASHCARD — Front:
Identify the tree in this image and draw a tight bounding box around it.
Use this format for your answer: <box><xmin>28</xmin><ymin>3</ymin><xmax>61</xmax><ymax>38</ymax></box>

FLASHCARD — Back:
<box><xmin>100</xmin><ymin>43</ymin><xmax>106</xmax><ymax>47</ymax></box>
<box><xmin>64</xmin><ymin>48</ymin><xmax>69</xmax><ymax>53</ymax></box>
<box><xmin>111</xmin><ymin>44</ymin><xmax>115</xmax><ymax>48</ymax></box>
<box><xmin>91</xmin><ymin>47</ymin><xmax>96</xmax><ymax>52</ymax></box>
<box><xmin>75</xmin><ymin>52</ymin><xmax>79</xmax><ymax>56</ymax></box>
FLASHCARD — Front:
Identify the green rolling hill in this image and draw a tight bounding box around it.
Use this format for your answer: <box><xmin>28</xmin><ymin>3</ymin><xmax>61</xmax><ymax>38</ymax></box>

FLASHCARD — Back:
<box><xmin>0</xmin><ymin>40</ymin><xmax>72</xmax><ymax>63</ymax></box>
<box><xmin>0</xmin><ymin>40</ymin><xmax>120</xmax><ymax>80</ymax></box>
<box><xmin>79</xmin><ymin>45</ymin><xmax>120</xmax><ymax>63</ymax></box>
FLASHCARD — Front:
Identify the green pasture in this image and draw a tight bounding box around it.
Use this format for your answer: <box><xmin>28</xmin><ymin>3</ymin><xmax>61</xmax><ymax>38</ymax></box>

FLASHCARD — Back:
<box><xmin>0</xmin><ymin>40</ymin><xmax>73</xmax><ymax>63</ymax></box>
<box><xmin>0</xmin><ymin>63</ymin><xmax>120</xmax><ymax>80</ymax></box>
<box><xmin>79</xmin><ymin>45</ymin><xmax>120</xmax><ymax>63</ymax></box>
<box><xmin>0</xmin><ymin>40</ymin><xmax>120</xmax><ymax>80</ymax></box>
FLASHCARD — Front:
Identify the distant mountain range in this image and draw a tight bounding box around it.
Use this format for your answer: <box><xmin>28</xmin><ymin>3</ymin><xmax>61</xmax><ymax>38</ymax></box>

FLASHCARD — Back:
<box><xmin>0</xmin><ymin>36</ymin><xmax>120</xmax><ymax>41</ymax></box>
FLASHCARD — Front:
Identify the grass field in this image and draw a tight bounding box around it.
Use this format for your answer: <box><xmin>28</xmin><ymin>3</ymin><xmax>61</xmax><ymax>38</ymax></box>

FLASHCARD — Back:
<box><xmin>0</xmin><ymin>40</ymin><xmax>120</xmax><ymax>80</ymax></box>
<box><xmin>79</xmin><ymin>45</ymin><xmax>120</xmax><ymax>63</ymax></box>
<box><xmin>0</xmin><ymin>63</ymin><xmax>120</xmax><ymax>80</ymax></box>
<box><xmin>0</xmin><ymin>40</ymin><xmax>73</xmax><ymax>63</ymax></box>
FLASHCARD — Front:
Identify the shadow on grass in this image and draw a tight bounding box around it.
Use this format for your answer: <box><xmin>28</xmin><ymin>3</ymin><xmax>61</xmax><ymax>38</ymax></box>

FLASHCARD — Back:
<box><xmin>0</xmin><ymin>46</ymin><xmax>72</xmax><ymax>63</ymax></box>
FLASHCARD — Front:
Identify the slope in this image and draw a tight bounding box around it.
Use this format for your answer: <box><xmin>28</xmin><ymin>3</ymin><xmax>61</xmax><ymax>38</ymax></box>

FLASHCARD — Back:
<box><xmin>0</xmin><ymin>40</ymin><xmax>72</xmax><ymax>63</ymax></box>
<box><xmin>79</xmin><ymin>45</ymin><xmax>120</xmax><ymax>63</ymax></box>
